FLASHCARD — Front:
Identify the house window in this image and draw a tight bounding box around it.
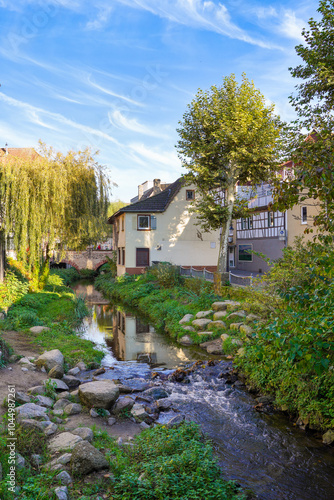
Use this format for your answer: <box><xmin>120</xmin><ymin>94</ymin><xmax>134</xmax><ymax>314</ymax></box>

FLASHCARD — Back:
<box><xmin>118</xmin><ymin>247</ymin><xmax>125</xmax><ymax>265</ymax></box>
<box><xmin>137</xmin><ymin>215</ymin><xmax>150</xmax><ymax>230</ymax></box>
<box><xmin>268</xmin><ymin>211</ymin><xmax>274</xmax><ymax>227</ymax></box>
<box><xmin>186</xmin><ymin>190</ymin><xmax>195</xmax><ymax>200</ymax></box>
<box><xmin>241</xmin><ymin>217</ymin><xmax>252</xmax><ymax>230</ymax></box>
<box><xmin>137</xmin><ymin>215</ymin><xmax>157</xmax><ymax>230</ymax></box>
<box><xmin>301</xmin><ymin>206</ymin><xmax>307</xmax><ymax>224</ymax></box>
<box><xmin>121</xmin><ymin>216</ymin><xmax>125</xmax><ymax>231</ymax></box>
<box><xmin>136</xmin><ymin>248</ymin><xmax>150</xmax><ymax>267</ymax></box>
<box><xmin>239</xmin><ymin>244</ymin><xmax>253</xmax><ymax>262</ymax></box>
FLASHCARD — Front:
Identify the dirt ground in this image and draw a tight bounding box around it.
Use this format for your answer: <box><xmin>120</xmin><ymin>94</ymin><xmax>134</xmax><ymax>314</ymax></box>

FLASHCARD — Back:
<box><xmin>0</xmin><ymin>330</ymin><xmax>142</xmax><ymax>439</ymax></box>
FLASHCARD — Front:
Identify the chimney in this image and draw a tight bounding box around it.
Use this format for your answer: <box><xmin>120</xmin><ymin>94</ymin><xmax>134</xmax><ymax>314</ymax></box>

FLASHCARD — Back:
<box><xmin>138</xmin><ymin>183</ymin><xmax>144</xmax><ymax>200</ymax></box>
<box><xmin>5</xmin><ymin>143</ymin><xmax>8</xmax><ymax>155</ymax></box>
<box><xmin>153</xmin><ymin>179</ymin><xmax>161</xmax><ymax>195</ymax></box>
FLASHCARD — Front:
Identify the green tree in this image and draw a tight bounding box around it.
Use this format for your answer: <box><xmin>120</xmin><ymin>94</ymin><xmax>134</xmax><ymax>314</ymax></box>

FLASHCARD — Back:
<box><xmin>108</xmin><ymin>199</ymin><xmax>127</xmax><ymax>217</ymax></box>
<box><xmin>176</xmin><ymin>73</ymin><xmax>283</xmax><ymax>273</ymax></box>
<box><xmin>290</xmin><ymin>0</ymin><xmax>334</xmax><ymax>126</ymax></box>
<box><xmin>0</xmin><ymin>144</ymin><xmax>110</xmax><ymax>282</ymax></box>
<box><xmin>273</xmin><ymin>1</ymin><xmax>334</xmax><ymax>237</ymax></box>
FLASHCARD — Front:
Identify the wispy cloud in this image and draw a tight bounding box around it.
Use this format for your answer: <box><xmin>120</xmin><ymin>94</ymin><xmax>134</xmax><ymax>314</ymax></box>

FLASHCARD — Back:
<box><xmin>87</xmin><ymin>76</ymin><xmax>144</xmax><ymax>106</ymax></box>
<box><xmin>113</xmin><ymin>0</ymin><xmax>281</xmax><ymax>49</ymax></box>
<box><xmin>86</xmin><ymin>3</ymin><xmax>113</xmax><ymax>30</ymax></box>
<box><xmin>0</xmin><ymin>93</ymin><xmax>121</xmax><ymax>145</ymax></box>
<box><xmin>278</xmin><ymin>11</ymin><xmax>305</xmax><ymax>42</ymax></box>
<box><xmin>109</xmin><ymin>110</ymin><xmax>168</xmax><ymax>138</ymax></box>
<box><xmin>129</xmin><ymin>142</ymin><xmax>180</xmax><ymax>167</ymax></box>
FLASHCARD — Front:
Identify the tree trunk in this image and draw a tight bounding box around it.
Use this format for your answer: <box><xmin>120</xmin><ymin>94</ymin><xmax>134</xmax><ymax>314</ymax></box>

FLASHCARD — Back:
<box><xmin>217</xmin><ymin>183</ymin><xmax>235</xmax><ymax>274</ymax></box>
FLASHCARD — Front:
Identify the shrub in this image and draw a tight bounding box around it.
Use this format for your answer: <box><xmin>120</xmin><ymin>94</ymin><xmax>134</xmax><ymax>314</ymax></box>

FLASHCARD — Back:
<box><xmin>150</xmin><ymin>263</ymin><xmax>184</xmax><ymax>288</ymax></box>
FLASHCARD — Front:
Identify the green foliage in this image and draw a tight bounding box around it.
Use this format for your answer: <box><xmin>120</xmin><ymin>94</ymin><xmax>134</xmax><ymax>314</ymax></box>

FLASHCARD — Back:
<box><xmin>93</xmin><ymin>423</ymin><xmax>244</xmax><ymax>500</ymax></box>
<box><xmin>176</xmin><ymin>72</ymin><xmax>284</xmax><ymax>272</ymax></box>
<box><xmin>150</xmin><ymin>263</ymin><xmax>184</xmax><ymax>288</ymax></box>
<box><xmin>49</xmin><ymin>268</ymin><xmax>80</xmax><ymax>286</ymax></box>
<box><xmin>0</xmin><ymin>271</ymin><xmax>29</xmax><ymax>311</ymax></box>
<box><xmin>236</xmin><ymin>239</ymin><xmax>334</xmax><ymax>430</ymax></box>
<box><xmin>273</xmin><ymin>1</ymin><xmax>334</xmax><ymax>236</ymax></box>
<box><xmin>108</xmin><ymin>199</ymin><xmax>127</xmax><ymax>217</ymax></box>
<box><xmin>290</xmin><ymin>0</ymin><xmax>334</xmax><ymax>123</ymax></box>
<box><xmin>44</xmin><ymin>379</ymin><xmax>57</xmax><ymax>399</ymax></box>
<box><xmin>16</xmin><ymin>425</ymin><xmax>48</xmax><ymax>459</ymax></box>
<box><xmin>0</xmin><ymin>144</ymin><xmax>110</xmax><ymax>273</ymax></box>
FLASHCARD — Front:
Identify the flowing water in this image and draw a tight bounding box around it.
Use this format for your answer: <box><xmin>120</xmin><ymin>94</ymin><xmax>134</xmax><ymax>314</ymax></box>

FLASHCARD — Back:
<box><xmin>73</xmin><ymin>281</ymin><xmax>334</xmax><ymax>500</ymax></box>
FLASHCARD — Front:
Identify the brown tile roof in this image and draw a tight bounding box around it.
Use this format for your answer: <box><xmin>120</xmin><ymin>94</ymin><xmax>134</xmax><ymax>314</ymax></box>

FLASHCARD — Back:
<box><xmin>0</xmin><ymin>147</ymin><xmax>40</xmax><ymax>160</ymax></box>
<box><xmin>108</xmin><ymin>177</ymin><xmax>184</xmax><ymax>223</ymax></box>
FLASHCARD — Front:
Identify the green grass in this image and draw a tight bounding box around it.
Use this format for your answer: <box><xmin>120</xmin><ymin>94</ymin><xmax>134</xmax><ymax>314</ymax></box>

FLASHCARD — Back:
<box><xmin>0</xmin><ymin>422</ymin><xmax>245</xmax><ymax>500</ymax></box>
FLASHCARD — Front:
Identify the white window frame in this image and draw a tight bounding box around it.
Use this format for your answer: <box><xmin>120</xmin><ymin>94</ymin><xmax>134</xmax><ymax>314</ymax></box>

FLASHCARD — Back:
<box><xmin>137</xmin><ymin>215</ymin><xmax>150</xmax><ymax>230</ymax></box>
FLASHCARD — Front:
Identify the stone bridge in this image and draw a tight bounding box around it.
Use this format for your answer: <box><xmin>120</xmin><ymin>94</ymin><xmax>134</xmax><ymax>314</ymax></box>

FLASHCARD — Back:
<box><xmin>56</xmin><ymin>249</ymin><xmax>114</xmax><ymax>271</ymax></box>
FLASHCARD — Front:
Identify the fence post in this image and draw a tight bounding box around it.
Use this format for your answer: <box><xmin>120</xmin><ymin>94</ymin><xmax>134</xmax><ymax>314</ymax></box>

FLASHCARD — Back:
<box><xmin>229</xmin><ymin>271</ymin><xmax>231</xmax><ymax>284</ymax></box>
<box><xmin>250</xmin><ymin>273</ymin><xmax>253</xmax><ymax>287</ymax></box>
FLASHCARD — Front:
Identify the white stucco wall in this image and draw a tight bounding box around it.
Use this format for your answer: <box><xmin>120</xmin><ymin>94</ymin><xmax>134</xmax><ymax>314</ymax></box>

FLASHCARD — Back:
<box><xmin>124</xmin><ymin>183</ymin><xmax>220</xmax><ymax>268</ymax></box>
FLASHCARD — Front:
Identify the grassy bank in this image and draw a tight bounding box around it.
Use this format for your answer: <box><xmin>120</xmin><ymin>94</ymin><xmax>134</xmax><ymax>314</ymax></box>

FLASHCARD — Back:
<box><xmin>0</xmin><ymin>263</ymin><xmax>103</xmax><ymax>368</ymax></box>
<box><xmin>0</xmin><ymin>422</ymin><xmax>245</xmax><ymax>500</ymax></box>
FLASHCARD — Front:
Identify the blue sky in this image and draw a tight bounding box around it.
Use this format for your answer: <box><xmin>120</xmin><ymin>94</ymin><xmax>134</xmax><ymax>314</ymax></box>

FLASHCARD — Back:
<box><xmin>0</xmin><ymin>0</ymin><xmax>318</xmax><ymax>202</ymax></box>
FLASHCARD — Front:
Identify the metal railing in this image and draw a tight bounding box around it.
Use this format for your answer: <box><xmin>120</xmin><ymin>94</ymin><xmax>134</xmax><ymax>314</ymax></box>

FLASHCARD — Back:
<box><xmin>180</xmin><ymin>266</ymin><xmax>214</xmax><ymax>282</ymax></box>
<box><xmin>229</xmin><ymin>271</ymin><xmax>253</xmax><ymax>287</ymax></box>
<box><xmin>179</xmin><ymin>266</ymin><xmax>253</xmax><ymax>286</ymax></box>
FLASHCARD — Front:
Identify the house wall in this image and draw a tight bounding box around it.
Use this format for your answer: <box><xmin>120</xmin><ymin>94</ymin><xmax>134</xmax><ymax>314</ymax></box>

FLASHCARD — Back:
<box><xmin>286</xmin><ymin>197</ymin><xmax>320</xmax><ymax>246</ymax></box>
<box><xmin>118</xmin><ymin>184</ymin><xmax>220</xmax><ymax>275</ymax></box>
<box><xmin>235</xmin><ymin>237</ymin><xmax>285</xmax><ymax>273</ymax></box>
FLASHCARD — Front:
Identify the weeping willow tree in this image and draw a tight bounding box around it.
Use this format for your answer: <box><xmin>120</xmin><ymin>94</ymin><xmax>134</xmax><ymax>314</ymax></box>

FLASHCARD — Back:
<box><xmin>0</xmin><ymin>144</ymin><xmax>110</xmax><ymax>280</ymax></box>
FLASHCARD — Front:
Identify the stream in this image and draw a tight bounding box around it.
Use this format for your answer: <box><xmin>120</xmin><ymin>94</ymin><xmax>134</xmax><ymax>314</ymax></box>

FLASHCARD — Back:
<box><xmin>73</xmin><ymin>281</ymin><xmax>334</xmax><ymax>500</ymax></box>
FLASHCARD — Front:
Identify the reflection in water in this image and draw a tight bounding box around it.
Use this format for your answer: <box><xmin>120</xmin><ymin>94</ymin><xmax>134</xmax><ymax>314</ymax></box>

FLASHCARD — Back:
<box><xmin>78</xmin><ymin>300</ymin><xmax>217</xmax><ymax>369</ymax></box>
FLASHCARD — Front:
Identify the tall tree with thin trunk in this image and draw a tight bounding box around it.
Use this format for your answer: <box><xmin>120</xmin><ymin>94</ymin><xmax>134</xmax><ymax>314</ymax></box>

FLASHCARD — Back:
<box><xmin>176</xmin><ymin>73</ymin><xmax>283</xmax><ymax>273</ymax></box>
<box><xmin>0</xmin><ymin>144</ymin><xmax>110</xmax><ymax>283</ymax></box>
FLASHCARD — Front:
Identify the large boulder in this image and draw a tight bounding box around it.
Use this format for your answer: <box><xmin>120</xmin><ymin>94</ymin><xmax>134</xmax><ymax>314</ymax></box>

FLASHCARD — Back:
<box><xmin>48</xmin><ymin>365</ymin><xmax>64</xmax><ymax>379</ymax></box>
<box><xmin>62</xmin><ymin>375</ymin><xmax>81</xmax><ymax>389</ymax></box>
<box><xmin>213</xmin><ymin>311</ymin><xmax>227</xmax><ymax>320</ymax></box>
<box><xmin>112</xmin><ymin>397</ymin><xmax>135</xmax><ymax>415</ymax></box>
<box><xmin>35</xmin><ymin>350</ymin><xmax>64</xmax><ymax>372</ymax></box>
<box><xmin>192</xmin><ymin>318</ymin><xmax>212</xmax><ymax>330</ymax></box>
<box><xmin>179</xmin><ymin>314</ymin><xmax>194</xmax><ymax>325</ymax></box>
<box><xmin>49</xmin><ymin>432</ymin><xmax>83</xmax><ymax>453</ymax></box>
<box><xmin>195</xmin><ymin>310</ymin><xmax>213</xmax><ymax>319</ymax></box>
<box><xmin>208</xmin><ymin>320</ymin><xmax>226</xmax><ymax>330</ymax></box>
<box><xmin>70</xmin><ymin>441</ymin><xmax>109</xmax><ymax>476</ymax></box>
<box><xmin>16</xmin><ymin>403</ymin><xmax>50</xmax><ymax>422</ymax></box>
<box><xmin>78</xmin><ymin>380</ymin><xmax>119</xmax><ymax>409</ymax></box>
<box><xmin>71</xmin><ymin>427</ymin><xmax>94</xmax><ymax>442</ymax></box>
<box><xmin>43</xmin><ymin>379</ymin><xmax>69</xmax><ymax>391</ymax></box>
<box><xmin>212</xmin><ymin>301</ymin><xmax>240</xmax><ymax>311</ymax></box>
<box><xmin>179</xmin><ymin>335</ymin><xmax>193</xmax><ymax>346</ymax></box>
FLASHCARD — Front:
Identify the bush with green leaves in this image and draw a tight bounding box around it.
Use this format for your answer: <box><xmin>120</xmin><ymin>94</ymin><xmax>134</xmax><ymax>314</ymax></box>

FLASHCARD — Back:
<box><xmin>236</xmin><ymin>239</ymin><xmax>334</xmax><ymax>431</ymax></box>
<box><xmin>94</xmin><ymin>423</ymin><xmax>245</xmax><ymax>500</ymax></box>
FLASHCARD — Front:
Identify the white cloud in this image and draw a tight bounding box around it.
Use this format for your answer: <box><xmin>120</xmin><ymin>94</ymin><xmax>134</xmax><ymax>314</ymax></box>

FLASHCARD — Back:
<box><xmin>278</xmin><ymin>11</ymin><xmax>305</xmax><ymax>42</ymax></box>
<box><xmin>0</xmin><ymin>92</ymin><xmax>121</xmax><ymax>145</ymax></box>
<box><xmin>109</xmin><ymin>110</ymin><xmax>168</xmax><ymax>138</ymax></box>
<box><xmin>113</xmin><ymin>0</ymin><xmax>281</xmax><ymax>49</ymax></box>
<box><xmin>87</xmin><ymin>76</ymin><xmax>144</xmax><ymax>107</ymax></box>
<box><xmin>129</xmin><ymin>142</ymin><xmax>180</xmax><ymax>167</ymax></box>
<box><xmin>86</xmin><ymin>4</ymin><xmax>113</xmax><ymax>30</ymax></box>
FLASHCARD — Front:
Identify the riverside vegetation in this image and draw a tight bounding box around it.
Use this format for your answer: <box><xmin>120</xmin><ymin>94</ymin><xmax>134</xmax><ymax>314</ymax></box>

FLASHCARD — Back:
<box><xmin>0</xmin><ymin>261</ymin><xmax>245</xmax><ymax>500</ymax></box>
<box><xmin>96</xmin><ymin>241</ymin><xmax>334</xmax><ymax>437</ymax></box>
